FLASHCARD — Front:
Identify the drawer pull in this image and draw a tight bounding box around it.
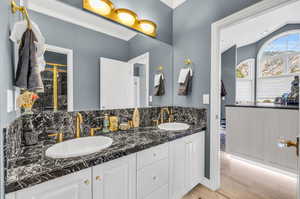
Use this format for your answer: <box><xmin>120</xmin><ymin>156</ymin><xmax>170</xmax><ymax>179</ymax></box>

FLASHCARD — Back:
<box><xmin>96</xmin><ymin>176</ymin><xmax>101</xmax><ymax>181</ymax></box>
<box><xmin>84</xmin><ymin>179</ymin><xmax>90</xmax><ymax>185</ymax></box>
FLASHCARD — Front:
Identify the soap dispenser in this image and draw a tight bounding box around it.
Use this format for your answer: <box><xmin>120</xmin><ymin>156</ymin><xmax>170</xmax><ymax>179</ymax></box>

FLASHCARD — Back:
<box><xmin>102</xmin><ymin>114</ymin><xmax>110</xmax><ymax>133</ymax></box>
<box><xmin>132</xmin><ymin>108</ymin><xmax>140</xmax><ymax>128</ymax></box>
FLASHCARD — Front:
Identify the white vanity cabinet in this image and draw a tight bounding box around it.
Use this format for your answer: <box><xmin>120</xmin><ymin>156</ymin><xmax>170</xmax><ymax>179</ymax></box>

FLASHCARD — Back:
<box><xmin>92</xmin><ymin>154</ymin><xmax>137</xmax><ymax>199</ymax></box>
<box><xmin>14</xmin><ymin>168</ymin><xmax>92</xmax><ymax>199</ymax></box>
<box><xmin>137</xmin><ymin>143</ymin><xmax>169</xmax><ymax>199</ymax></box>
<box><xmin>169</xmin><ymin>133</ymin><xmax>205</xmax><ymax>199</ymax></box>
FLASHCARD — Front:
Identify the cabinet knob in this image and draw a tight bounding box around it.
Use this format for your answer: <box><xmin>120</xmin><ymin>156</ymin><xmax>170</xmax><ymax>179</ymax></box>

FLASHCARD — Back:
<box><xmin>153</xmin><ymin>176</ymin><xmax>157</xmax><ymax>180</ymax></box>
<box><xmin>96</xmin><ymin>176</ymin><xmax>101</xmax><ymax>181</ymax></box>
<box><xmin>153</xmin><ymin>153</ymin><xmax>156</xmax><ymax>157</ymax></box>
<box><xmin>84</xmin><ymin>179</ymin><xmax>90</xmax><ymax>185</ymax></box>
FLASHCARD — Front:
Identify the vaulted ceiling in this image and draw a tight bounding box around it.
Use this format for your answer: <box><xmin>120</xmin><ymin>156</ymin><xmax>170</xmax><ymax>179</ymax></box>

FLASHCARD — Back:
<box><xmin>221</xmin><ymin>0</ymin><xmax>300</xmax><ymax>52</ymax></box>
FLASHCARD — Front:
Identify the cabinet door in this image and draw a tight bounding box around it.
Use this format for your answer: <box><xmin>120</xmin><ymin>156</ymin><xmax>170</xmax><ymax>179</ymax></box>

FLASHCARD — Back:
<box><xmin>188</xmin><ymin>133</ymin><xmax>205</xmax><ymax>189</ymax></box>
<box><xmin>93</xmin><ymin>154</ymin><xmax>136</xmax><ymax>199</ymax></box>
<box><xmin>169</xmin><ymin>137</ymin><xmax>188</xmax><ymax>199</ymax></box>
<box><xmin>16</xmin><ymin>169</ymin><xmax>92</xmax><ymax>199</ymax></box>
<box><xmin>169</xmin><ymin>133</ymin><xmax>205</xmax><ymax>199</ymax></box>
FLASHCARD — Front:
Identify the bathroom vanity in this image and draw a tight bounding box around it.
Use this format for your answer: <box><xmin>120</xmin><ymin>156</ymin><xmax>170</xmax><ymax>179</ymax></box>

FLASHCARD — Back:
<box><xmin>5</xmin><ymin>107</ymin><xmax>207</xmax><ymax>199</ymax></box>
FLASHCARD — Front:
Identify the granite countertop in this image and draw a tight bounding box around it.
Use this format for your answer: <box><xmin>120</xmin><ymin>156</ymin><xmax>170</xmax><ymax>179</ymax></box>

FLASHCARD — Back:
<box><xmin>6</xmin><ymin>124</ymin><xmax>206</xmax><ymax>193</ymax></box>
<box><xmin>226</xmin><ymin>103</ymin><xmax>299</xmax><ymax>110</ymax></box>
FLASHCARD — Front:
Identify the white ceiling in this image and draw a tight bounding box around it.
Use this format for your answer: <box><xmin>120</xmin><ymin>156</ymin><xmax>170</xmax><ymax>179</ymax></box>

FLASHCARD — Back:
<box><xmin>160</xmin><ymin>0</ymin><xmax>187</xmax><ymax>9</ymax></box>
<box><xmin>220</xmin><ymin>0</ymin><xmax>300</xmax><ymax>52</ymax></box>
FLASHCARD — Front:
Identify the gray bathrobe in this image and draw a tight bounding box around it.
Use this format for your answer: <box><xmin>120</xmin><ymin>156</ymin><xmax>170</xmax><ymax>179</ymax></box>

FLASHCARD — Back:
<box><xmin>15</xmin><ymin>28</ymin><xmax>44</xmax><ymax>92</ymax></box>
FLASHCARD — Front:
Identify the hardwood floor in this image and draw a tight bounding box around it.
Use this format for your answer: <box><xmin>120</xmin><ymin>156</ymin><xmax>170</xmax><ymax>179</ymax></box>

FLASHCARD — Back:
<box><xmin>183</xmin><ymin>152</ymin><xmax>297</xmax><ymax>199</ymax></box>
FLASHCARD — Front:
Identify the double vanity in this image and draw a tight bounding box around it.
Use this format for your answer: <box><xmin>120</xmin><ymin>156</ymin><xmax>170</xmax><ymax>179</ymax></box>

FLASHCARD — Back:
<box><xmin>5</xmin><ymin>107</ymin><xmax>207</xmax><ymax>199</ymax></box>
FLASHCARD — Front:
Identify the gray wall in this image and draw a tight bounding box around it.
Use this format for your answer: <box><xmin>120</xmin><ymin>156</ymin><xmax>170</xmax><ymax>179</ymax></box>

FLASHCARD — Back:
<box><xmin>173</xmin><ymin>0</ymin><xmax>260</xmax><ymax>178</ymax></box>
<box><xmin>57</xmin><ymin>0</ymin><xmax>173</xmax><ymax>45</ymax></box>
<box><xmin>221</xmin><ymin>46</ymin><xmax>237</xmax><ymax>120</ymax></box>
<box><xmin>0</xmin><ymin>1</ymin><xmax>19</xmax><ymax>198</ymax></box>
<box><xmin>128</xmin><ymin>35</ymin><xmax>173</xmax><ymax>106</ymax></box>
<box><xmin>29</xmin><ymin>11</ymin><xmax>130</xmax><ymax>111</ymax></box>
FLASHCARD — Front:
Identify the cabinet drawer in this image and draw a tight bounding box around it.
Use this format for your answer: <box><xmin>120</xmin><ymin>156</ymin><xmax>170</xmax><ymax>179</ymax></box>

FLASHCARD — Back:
<box><xmin>144</xmin><ymin>184</ymin><xmax>168</xmax><ymax>199</ymax></box>
<box><xmin>137</xmin><ymin>143</ymin><xmax>168</xmax><ymax>169</ymax></box>
<box><xmin>137</xmin><ymin>158</ymin><xmax>169</xmax><ymax>198</ymax></box>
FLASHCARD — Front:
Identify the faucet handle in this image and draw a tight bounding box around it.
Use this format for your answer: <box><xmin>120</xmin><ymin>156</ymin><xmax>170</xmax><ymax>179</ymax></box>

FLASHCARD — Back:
<box><xmin>90</xmin><ymin>127</ymin><xmax>102</xmax><ymax>136</ymax></box>
<box><xmin>152</xmin><ymin>120</ymin><xmax>159</xmax><ymax>126</ymax></box>
<box><xmin>48</xmin><ymin>132</ymin><xmax>63</xmax><ymax>142</ymax></box>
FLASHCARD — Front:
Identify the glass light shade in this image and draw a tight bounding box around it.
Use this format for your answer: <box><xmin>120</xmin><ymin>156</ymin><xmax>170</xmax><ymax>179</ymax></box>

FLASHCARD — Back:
<box><xmin>115</xmin><ymin>9</ymin><xmax>137</xmax><ymax>26</ymax></box>
<box><xmin>88</xmin><ymin>0</ymin><xmax>113</xmax><ymax>16</ymax></box>
<box><xmin>139</xmin><ymin>20</ymin><xmax>156</xmax><ymax>34</ymax></box>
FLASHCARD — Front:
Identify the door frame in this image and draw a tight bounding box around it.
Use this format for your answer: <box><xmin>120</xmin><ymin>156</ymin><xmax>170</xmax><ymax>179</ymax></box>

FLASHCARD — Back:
<box><xmin>45</xmin><ymin>44</ymin><xmax>74</xmax><ymax>112</ymax></box>
<box><xmin>209</xmin><ymin>0</ymin><xmax>299</xmax><ymax>192</ymax></box>
<box><xmin>128</xmin><ymin>52</ymin><xmax>150</xmax><ymax>107</ymax></box>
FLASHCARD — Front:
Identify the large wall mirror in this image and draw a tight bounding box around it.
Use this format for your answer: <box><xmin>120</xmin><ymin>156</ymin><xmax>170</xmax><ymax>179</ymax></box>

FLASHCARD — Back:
<box><xmin>26</xmin><ymin>3</ymin><xmax>173</xmax><ymax>112</ymax></box>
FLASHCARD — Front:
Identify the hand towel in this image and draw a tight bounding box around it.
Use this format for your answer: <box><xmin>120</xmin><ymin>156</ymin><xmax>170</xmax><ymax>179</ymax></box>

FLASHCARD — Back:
<box><xmin>154</xmin><ymin>73</ymin><xmax>164</xmax><ymax>87</ymax></box>
<box><xmin>10</xmin><ymin>20</ymin><xmax>46</xmax><ymax>72</ymax></box>
<box><xmin>221</xmin><ymin>80</ymin><xmax>227</xmax><ymax>97</ymax></box>
<box><xmin>15</xmin><ymin>29</ymin><xmax>44</xmax><ymax>93</ymax></box>
<box><xmin>178</xmin><ymin>70</ymin><xmax>192</xmax><ymax>96</ymax></box>
<box><xmin>178</xmin><ymin>68</ymin><xmax>193</xmax><ymax>84</ymax></box>
<box><xmin>178</xmin><ymin>68</ymin><xmax>190</xmax><ymax>83</ymax></box>
<box><xmin>154</xmin><ymin>73</ymin><xmax>165</xmax><ymax>96</ymax></box>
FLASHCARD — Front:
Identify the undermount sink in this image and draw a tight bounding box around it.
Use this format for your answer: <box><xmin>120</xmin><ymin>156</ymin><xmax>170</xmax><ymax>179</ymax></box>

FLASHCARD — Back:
<box><xmin>46</xmin><ymin>136</ymin><xmax>113</xmax><ymax>159</ymax></box>
<box><xmin>158</xmin><ymin>122</ymin><xmax>190</xmax><ymax>131</ymax></box>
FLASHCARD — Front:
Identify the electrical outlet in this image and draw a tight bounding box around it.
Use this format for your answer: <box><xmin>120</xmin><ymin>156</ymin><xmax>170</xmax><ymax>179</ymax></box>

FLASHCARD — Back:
<box><xmin>203</xmin><ymin>94</ymin><xmax>210</xmax><ymax>105</ymax></box>
<box><xmin>7</xmin><ymin>89</ymin><xmax>14</xmax><ymax>113</ymax></box>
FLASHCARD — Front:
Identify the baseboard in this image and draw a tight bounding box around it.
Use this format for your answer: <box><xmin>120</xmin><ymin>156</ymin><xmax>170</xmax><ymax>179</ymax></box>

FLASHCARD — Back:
<box><xmin>228</xmin><ymin>154</ymin><xmax>297</xmax><ymax>179</ymax></box>
<box><xmin>201</xmin><ymin>177</ymin><xmax>219</xmax><ymax>191</ymax></box>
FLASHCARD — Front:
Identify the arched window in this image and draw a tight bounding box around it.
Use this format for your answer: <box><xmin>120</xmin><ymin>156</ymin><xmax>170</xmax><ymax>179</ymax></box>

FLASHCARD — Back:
<box><xmin>257</xmin><ymin>31</ymin><xmax>300</xmax><ymax>103</ymax></box>
<box><xmin>236</xmin><ymin>59</ymin><xmax>254</xmax><ymax>103</ymax></box>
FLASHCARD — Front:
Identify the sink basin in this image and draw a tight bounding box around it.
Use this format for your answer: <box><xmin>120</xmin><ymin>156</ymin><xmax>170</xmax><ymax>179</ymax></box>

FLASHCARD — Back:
<box><xmin>158</xmin><ymin>122</ymin><xmax>190</xmax><ymax>131</ymax></box>
<box><xmin>46</xmin><ymin>136</ymin><xmax>113</xmax><ymax>159</ymax></box>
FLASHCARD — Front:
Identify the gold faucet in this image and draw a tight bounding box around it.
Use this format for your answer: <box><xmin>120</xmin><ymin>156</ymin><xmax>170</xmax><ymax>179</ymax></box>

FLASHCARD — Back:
<box><xmin>160</xmin><ymin>108</ymin><xmax>170</xmax><ymax>123</ymax></box>
<box><xmin>75</xmin><ymin>113</ymin><xmax>83</xmax><ymax>138</ymax></box>
<box><xmin>48</xmin><ymin>132</ymin><xmax>64</xmax><ymax>143</ymax></box>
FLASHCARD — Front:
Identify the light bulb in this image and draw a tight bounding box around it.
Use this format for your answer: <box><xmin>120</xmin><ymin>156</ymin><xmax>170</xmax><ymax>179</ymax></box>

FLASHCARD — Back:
<box><xmin>116</xmin><ymin>9</ymin><xmax>137</xmax><ymax>26</ymax></box>
<box><xmin>139</xmin><ymin>20</ymin><xmax>156</xmax><ymax>34</ymax></box>
<box><xmin>89</xmin><ymin>0</ymin><xmax>113</xmax><ymax>16</ymax></box>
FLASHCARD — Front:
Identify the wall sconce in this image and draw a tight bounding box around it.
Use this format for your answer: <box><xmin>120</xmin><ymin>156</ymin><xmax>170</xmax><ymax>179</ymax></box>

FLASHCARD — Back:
<box><xmin>83</xmin><ymin>0</ymin><xmax>157</xmax><ymax>37</ymax></box>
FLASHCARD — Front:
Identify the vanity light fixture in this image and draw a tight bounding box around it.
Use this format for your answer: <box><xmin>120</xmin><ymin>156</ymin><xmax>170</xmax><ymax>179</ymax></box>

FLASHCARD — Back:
<box><xmin>115</xmin><ymin>8</ymin><xmax>137</xmax><ymax>26</ymax></box>
<box><xmin>83</xmin><ymin>0</ymin><xmax>157</xmax><ymax>37</ymax></box>
<box><xmin>139</xmin><ymin>20</ymin><xmax>157</xmax><ymax>35</ymax></box>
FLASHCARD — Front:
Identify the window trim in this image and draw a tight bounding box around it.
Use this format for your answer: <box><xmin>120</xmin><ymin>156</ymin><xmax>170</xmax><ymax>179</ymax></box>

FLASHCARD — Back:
<box><xmin>257</xmin><ymin>30</ymin><xmax>300</xmax><ymax>78</ymax></box>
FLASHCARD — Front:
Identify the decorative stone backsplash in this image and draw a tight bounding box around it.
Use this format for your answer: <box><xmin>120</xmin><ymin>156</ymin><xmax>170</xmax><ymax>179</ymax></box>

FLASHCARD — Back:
<box><xmin>4</xmin><ymin>106</ymin><xmax>207</xmax><ymax>169</ymax></box>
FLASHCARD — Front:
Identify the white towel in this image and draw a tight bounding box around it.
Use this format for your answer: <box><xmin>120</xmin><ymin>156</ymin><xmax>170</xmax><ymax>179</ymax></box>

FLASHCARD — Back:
<box><xmin>178</xmin><ymin>68</ymin><xmax>193</xmax><ymax>83</ymax></box>
<box><xmin>154</xmin><ymin>73</ymin><xmax>164</xmax><ymax>87</ymax></box>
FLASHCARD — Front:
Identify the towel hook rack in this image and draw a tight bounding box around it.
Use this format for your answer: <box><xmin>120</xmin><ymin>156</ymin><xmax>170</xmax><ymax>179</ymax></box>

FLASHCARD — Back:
<box><xmin>11</xmin><ymin>0</ymin><xmax>32</xmax><ymax>29</ymax></box>
<box><xmin>184</xmin><ymin>58</ymin><xmax>192</xmax><ymax>66</ymax></box>
<box><xmin>157</xmin><ymin>65</ymin><xmax>164</xmax><ymax>71</ymax></box>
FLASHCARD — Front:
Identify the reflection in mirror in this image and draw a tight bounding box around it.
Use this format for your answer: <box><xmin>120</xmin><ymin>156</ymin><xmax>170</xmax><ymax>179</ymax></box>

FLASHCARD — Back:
<box><xmin>27</xmin><ymin>10</ymin><xmax>172</xmax><ymax>111</ymax></box>
<box><xmin>31</xmin><ymin>45</ymin><xmax>73</xmax><ymax>112</ymax></box>
<box><xmin>100</xmin><ymin>33</ymin><xmax>173</xmax><ymax>110</ymax></box>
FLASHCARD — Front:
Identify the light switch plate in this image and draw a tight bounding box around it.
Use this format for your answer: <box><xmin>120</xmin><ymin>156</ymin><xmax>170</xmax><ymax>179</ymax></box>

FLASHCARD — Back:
<box><xmin>149</xmin><ymin>96</ymin><xmax>153</xmax><ymax>102</ymax></box>
<box><xmin>7</xmin><ymin>89</ymin><xmax>14</xmax><ymax>113</ymax></box>
<box><xmin>203</xmin><ymin>94</ymin><xmax>210</xmax><ymax>105</ymax></box>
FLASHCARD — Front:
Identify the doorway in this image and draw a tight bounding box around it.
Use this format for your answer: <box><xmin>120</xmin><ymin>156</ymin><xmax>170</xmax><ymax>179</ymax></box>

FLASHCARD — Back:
<box><xmin>210</xmin><ymin>0</ymin><xmax>300</xmax><ymax>198</ymax></box>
